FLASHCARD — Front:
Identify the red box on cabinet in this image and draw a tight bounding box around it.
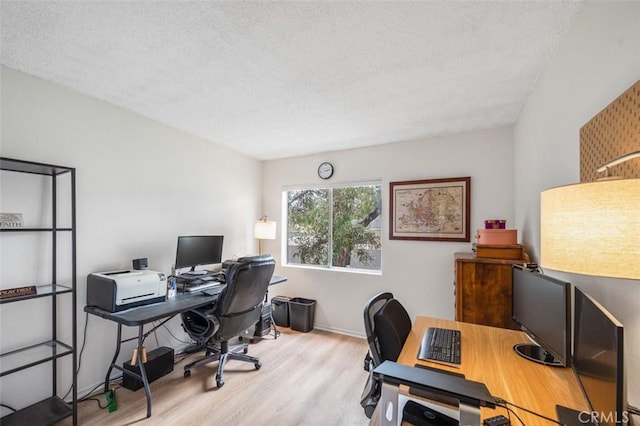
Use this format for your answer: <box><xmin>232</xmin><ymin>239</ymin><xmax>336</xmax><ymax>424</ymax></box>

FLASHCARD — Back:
<box><xmin>476</xmin><ymin>229</ymin><xmax>517</xmax><ymax>245</ymax></box>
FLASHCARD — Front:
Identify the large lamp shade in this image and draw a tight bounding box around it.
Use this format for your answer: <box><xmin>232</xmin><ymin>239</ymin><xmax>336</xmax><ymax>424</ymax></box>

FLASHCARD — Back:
<box><xmin>540</xmin><ymin>179</ymin><xmax>640</xmax><ymax>280</ymax></box>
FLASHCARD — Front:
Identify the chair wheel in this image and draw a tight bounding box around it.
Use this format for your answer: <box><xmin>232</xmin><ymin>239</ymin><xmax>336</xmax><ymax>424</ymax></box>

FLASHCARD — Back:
<box><xmin>243</xmin><ymin>346</ymin><xmax>248</xmax><ymax>354</ymax></box>
<box><xmin>184</xmin><ymin>370</ymin><xmax>191</xmax><ymax>378</ymax></box>
<box><xmin>217</xmin><ymin>379</ymin><xmax>224</xmax><ymax>388</ymax></box>
<box><xmin>255</xmin><ymin>361</ymin><xmax>262</xmax><ymax>370</ymax></box>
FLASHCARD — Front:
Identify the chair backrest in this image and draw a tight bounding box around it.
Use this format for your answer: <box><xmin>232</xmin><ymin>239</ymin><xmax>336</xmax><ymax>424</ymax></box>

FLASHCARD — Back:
<box><xmin>214</xmin><ymin>254</ymin><xmax>275</xmax><ymax>339</ymax></box>
<box><xmin>363</xmin><ymin>292</ymin><xmax>411</xmax><ymax>366</ymax></box>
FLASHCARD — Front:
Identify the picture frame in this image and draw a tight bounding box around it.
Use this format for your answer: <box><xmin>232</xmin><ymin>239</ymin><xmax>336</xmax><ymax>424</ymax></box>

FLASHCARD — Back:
<box><xmin>389</xmin><ymin>177</ymin><xmax>470</xmax><ymax>242</ymax></box>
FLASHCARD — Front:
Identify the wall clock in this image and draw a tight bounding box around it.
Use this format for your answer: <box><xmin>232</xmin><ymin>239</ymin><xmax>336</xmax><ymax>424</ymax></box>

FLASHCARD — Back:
<box><xmin>318</xmin><ymin>162</ymin><xmax>334</xmax><ymax>179</ymax></box>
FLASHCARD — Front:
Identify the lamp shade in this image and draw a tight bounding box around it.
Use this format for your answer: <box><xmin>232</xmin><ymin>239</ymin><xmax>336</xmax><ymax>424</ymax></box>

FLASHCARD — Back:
<box><xmin>254</xmin><ymin>219</ymin><xmax>276</xmax><ymax>240</ymax></box>
<box><xmin>540</xmin><ymin>179</ymin><xmax>640</xmax><ymax>279</ymax></box>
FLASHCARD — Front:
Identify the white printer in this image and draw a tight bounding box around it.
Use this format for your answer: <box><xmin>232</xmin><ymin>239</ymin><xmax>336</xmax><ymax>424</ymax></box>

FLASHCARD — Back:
<box><xmin>87</xmin><ymin>269</ymin><xmax>166</xmax><ymax>312</ymax></box>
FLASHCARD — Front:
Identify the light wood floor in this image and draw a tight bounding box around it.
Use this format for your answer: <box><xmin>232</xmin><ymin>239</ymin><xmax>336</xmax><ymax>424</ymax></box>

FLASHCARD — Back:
<box><xmin>62</xmin><ymin>327</ymin><xmax>370</xmax><ymax>425</ymax></box>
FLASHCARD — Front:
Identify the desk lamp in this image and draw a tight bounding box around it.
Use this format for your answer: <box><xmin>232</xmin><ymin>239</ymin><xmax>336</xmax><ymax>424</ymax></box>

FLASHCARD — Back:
<box><xmin>540</xmin><ymin>151</ymin><xmax>640</xmax><ymax>279</ymax></box>
<box><xmin>254</xmin><ymin>216</ymin><xmax>276</xmax><ymax>255</ymax></box>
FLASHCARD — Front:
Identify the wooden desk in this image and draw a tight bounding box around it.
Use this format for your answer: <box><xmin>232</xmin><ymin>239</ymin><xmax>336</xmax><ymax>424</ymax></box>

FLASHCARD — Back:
<box><xmin>85</xmin><ymin>275</ymin><xmax>287</xmax><ymax>418</ymax></box>
<box><xmin>397</xmin><ymin>316</ymin><xmax>588</xmax><ymax>425</ymax></box>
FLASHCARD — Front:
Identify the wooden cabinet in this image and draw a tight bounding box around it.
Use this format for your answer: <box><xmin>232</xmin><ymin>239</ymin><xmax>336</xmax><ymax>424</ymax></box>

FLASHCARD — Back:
<box><xmin>454</xmin><ymin>252</ymin><xmax>522</xmax><ymax>330</ymax></box>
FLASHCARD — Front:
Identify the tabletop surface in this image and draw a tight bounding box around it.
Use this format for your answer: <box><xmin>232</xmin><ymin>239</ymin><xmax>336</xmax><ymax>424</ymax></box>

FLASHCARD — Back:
<box><xmin>397</xmin><ymin>316</ymin><xmax>589</xmax><ymax>425</ymax></box>
<box><xmin>85</xmin><ymin>274</ymin><xmax>287</xmax><ymax>326</ymax></box>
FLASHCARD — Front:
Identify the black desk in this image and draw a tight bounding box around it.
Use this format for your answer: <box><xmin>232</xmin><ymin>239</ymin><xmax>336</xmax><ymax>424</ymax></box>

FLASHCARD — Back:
<box><xmin>84</xmin><ymin>275</ymin><xmax>286</xmax><ymax>418</ymax></box>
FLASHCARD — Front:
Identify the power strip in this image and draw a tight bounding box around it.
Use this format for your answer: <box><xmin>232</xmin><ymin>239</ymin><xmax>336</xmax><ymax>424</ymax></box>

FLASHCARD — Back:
<box><xmin>105</xmin><ymin>388</ymin><xmax>117</xmax><ymax>413</ymax></box>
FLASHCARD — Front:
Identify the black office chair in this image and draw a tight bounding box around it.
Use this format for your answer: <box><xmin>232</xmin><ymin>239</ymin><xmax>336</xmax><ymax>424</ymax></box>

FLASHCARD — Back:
<box><xmin>360</xmin><ymin>292</ymin><xmax>412</xmax><ymax>418</ymax></box>
<box><xmin>181</xmin><ymin>254</ymin><xmax>275</xmax><ymax>388</ymax></box>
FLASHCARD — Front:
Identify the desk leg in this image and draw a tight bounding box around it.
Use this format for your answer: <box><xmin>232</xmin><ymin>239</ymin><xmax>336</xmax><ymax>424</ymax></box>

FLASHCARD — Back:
<box><xmin>265</xmin><ymin>291</ymin><xmax>280</xmax><ymax>339</ymax></box>
<box><xmin>104</xmin><ymin>324</ymin><xmax>123</xmax><ymax>392</ymax></box>
<box><xmin>271</xmin><ymin>311</ymin><xmax>280</xmax><ymax>339</ymax></box>
<box><xmin>137</xmin><ymin>325</ymin><xmax>152</xmax><ymax>418</ymax></box>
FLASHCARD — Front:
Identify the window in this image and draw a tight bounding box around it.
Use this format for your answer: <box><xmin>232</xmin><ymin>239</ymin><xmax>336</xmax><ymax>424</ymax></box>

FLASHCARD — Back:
<box><xmin>285</xmin><ymin>183</ymin><xmax>382</xmax><ymax>271</ymax></box>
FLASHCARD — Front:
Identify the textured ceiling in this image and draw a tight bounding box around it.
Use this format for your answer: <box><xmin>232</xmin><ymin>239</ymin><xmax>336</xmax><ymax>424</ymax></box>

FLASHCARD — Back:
<box><xmin>1</xmin><ymin>1</ymin><xmax>582</xmax><ymax>160</ymax></box>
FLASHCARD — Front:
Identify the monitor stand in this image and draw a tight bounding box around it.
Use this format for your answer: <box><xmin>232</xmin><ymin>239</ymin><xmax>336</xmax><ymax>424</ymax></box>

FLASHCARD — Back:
<box><xmin>513</xmin><ymin>344</ymin><xmax>564</xmax><ymax>367</ymax></box>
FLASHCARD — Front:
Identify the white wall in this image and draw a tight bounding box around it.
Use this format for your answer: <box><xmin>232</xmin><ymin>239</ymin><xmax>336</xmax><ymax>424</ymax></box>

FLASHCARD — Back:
<box><xmin>514</xmin><ymin>1</ymin><xmax>640</xmax><ymax>407</ymax></box>
<box><xmin>0</xmin><ymin>66</ymin><xmax>263</xmax><ymax>409</ymax></box>
<box><xmin>3</xmin><ymin>0</ymin><xmax>637</xmax><ymax>413</ymax></box>
<box><xmin>262</xmin><ymin>127</ymin><xmax>515</xmax><ymax>336</ymax></box>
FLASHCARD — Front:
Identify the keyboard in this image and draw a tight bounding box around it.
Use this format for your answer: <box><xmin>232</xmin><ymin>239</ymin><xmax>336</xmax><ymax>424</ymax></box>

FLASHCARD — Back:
<box><xmin>418</xmin><ymin>327</ymin><xmax>461</xmax><ymax>365</ymax></box>
<box><xmin>181</xmin><ymin>281</ymin><xmax>222</xmax><ymax>293</ymax></box>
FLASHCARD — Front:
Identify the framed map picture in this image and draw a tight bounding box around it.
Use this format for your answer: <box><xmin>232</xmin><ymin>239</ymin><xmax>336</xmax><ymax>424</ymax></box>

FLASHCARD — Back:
<box><xmin>389</xmin><ymin>177</ymin><xmax>470</xmax><ymax>242</ymax></box>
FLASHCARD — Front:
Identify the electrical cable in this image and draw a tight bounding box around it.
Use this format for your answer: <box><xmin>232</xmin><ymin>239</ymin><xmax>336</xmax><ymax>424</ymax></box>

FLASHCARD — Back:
<box><xmin>0</xmin><ymin>403</ymin><xmax>16</xmax><ymax>413</ymax></box>
<box><xmin>159</xmin><ymin>321</ymin><xmax>192</xmax><ymax>345</ymax></box>
<box><xmin>627</xmin><ymin>404</ymin><xmax>640</xmax><ymax>416</ymax></box>
<box><xmin>62</xmin><ymin>312</ymin><xmax>90</xmax><ymax>401</ymax></box>
<box><xmin>78</xmin><ymin>381</ymin><xmax>109</xmax><ymax>402</ymax></box>
<box><xmin>76</xmin><ymin>311</ymin><xmax>90</xmax><ymax>376</ymax></box>
<box><xmin>504</xmin><ymin>402</ymin><xmax>512</xmax><ymax>425</ymax></box>
<box><xmin>496</xmin><ymin>401</ymin><xmax>526</xmax><ymax>425</ymax></box>
<box><xmin>173</xmin><ymin>351</ymin><xmax>195</xmax><ymax>365</ymax></box>
<box><xmin>63</xmin><ymin>372</ymin><xmax>122</xmax><ymax>405</ymax></box>
<box><xmin>76</xmin><ymin>379</ymin><xmax>121</xmax><ymax>411</ymax></box>
<box><xmin>64</xmin><ymin>314</ymin><xmax>188</xmax><ymax>401</ymax></box>
<box><xmin>496</xmin><ymin>397</ymin><xmax>563</xmax><ymax>425</ymax></box>
<box><xmin>80</xmin><ymin>397</ymin><xmax>107</xmax><ymax>409</ymax></box>
<box><xmin>153</xmin><ymin>322</ymin><xmax>160</xmax><ymax>347</ymax></box>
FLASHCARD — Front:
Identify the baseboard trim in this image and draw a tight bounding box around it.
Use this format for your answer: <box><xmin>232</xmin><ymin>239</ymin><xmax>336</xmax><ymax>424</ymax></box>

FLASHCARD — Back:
<box><xmin>312</xmin><ymin>324</ymin><xmax>365</xmax><ymax>340</ymax></box>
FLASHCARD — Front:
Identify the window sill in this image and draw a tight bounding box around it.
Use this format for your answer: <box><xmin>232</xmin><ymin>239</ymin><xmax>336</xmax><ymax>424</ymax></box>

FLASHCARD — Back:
<box><xmin>282</xmin><ymin>263</ymin><xmax>382</xmax><ymax>276</ymax></box>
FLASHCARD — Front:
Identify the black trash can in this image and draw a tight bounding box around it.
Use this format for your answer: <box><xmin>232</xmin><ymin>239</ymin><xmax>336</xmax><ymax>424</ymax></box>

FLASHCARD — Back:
<box><xmin>289</xmin><ymin>297</ymin><xmax>316</xmax><ymax>332</ymax></box>
<box><xmin>271</xmin><ymin>296</ymin><xmax>291</xmax><ymax>327</ymax></box>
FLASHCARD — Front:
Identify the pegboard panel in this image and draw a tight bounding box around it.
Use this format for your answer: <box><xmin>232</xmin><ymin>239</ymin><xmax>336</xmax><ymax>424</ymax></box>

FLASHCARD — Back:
<box><xmin>580</xmin><ymin>80</ymin><xmax>640</xmax><ymax>182</ymax></box>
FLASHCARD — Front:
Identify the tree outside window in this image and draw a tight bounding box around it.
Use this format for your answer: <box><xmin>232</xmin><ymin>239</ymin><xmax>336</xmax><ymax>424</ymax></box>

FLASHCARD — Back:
<box><xmin>285</xmin><ymin>184</ymin><xmax>382</xmax><ymax>271</ymax></box>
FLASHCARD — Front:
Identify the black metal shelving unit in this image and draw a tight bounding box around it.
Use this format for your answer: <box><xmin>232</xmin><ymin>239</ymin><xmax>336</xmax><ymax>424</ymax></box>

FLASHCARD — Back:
<box><xmin>0</xmin><ymin>158</ymin><xmax>77</xmax><ymax>425</ymax></box>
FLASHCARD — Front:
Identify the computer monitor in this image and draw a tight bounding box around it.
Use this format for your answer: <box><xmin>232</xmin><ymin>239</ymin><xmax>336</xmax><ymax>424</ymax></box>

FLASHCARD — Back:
<box><xmin>511</xmin><ymin>265</ymin><xmax>571</xmax><ymax>367</ymax></box>
<box><xmin>573</xmin><ymin>287</ymin><xmax>627</xmax><ymax>425</ymax></box>
<box><xmin>175</xmin><ymin>235</ymin><xmax>224</xmax><ymax>272</ymax></box>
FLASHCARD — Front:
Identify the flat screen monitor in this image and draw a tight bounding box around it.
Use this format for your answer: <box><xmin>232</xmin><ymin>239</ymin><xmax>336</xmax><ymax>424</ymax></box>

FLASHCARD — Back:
<box><xmin>175</xmin><ymin>235</ymin><xmax>224</xmax><ymax>272</ymax></box>
<box><xmin>573</xmin><ymin>287</ymin><xmax>627</xmax><ymax>425</ymax></box>
<box><xmin>511</xmin><ymin>265</ymin><xmax>571</xmax><ymax>367</ymax></box>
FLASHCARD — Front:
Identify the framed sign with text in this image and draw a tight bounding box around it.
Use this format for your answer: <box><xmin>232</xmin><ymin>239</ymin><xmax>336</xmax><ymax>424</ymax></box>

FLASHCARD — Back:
<box><xmin>0</xmin><ymin>213</ymin><xmax>23</xmax><ymax>228</ymax></box>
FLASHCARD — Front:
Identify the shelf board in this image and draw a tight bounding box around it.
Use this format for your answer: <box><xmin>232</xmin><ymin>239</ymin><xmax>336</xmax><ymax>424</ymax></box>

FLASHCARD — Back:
<box><xmin>0</xmin><ymin>227</ymin><xmax>73</xmax><ymax>232</ymax></box>
<box><xmin>0</xmin><ymin>396</ymin><xmax>73</xmax><ymax>425</ymax></box>
<box><xmin>0</xmin><ymin>157</ymin><xmax>73</xmax><ymax>176</ymax></box>
<box><xmin>0</xmin><ymin>284</ymin><xmax>72</xmax><ymax>304</ymax></box>
<box><xmin>0</xmin><ymin>340</ymin><xmax>73</xmax><ymax>377</ymax></box>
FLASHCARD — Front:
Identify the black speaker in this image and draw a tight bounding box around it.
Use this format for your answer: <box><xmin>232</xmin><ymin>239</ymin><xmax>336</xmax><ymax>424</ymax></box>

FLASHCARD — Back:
<box><xmin>122</xmin><ymin>347</ymin><xmax>174</xmax><ymax>391</ymax></box>
<box><xmin>132</xmin><ymin>258</ymin><xmax>148</xmax><ymax>270</ymax></box>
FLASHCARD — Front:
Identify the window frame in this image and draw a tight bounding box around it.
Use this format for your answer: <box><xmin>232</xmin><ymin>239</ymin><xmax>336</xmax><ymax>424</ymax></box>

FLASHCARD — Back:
<box><xmin>282</xmin><ymin>180</ymin><xmax>383</xmax><ymax>274</ymax></box>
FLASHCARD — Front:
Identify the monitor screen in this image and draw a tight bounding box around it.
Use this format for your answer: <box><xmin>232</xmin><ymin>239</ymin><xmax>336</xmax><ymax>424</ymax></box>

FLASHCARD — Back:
<box><xmin>511</xmin><ymin>265</ymin><xmax>571</xmax><ymax>367</ymax></box>
<box><xmin>175</xmin><ymin>235</ymin><xmax>224</xmax><ymax>271</ymax></box>
<box><xmin>573</xmin><ymin>287</ymin><xmax>626</xmax><ymax>426</ymax></box>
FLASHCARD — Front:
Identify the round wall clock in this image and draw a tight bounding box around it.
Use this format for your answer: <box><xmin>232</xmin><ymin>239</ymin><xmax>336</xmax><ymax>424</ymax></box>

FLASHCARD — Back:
<box><xmin>318</xmin><ymin>162</ymin><xmax>334</xmax><ymax>179</ymax></box>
